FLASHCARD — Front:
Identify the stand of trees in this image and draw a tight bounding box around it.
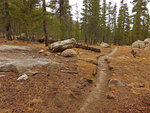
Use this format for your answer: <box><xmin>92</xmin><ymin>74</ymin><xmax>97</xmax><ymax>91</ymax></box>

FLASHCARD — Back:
<box><xmin>0</xmin><ymin>0</ymin><xmax>150</xmax><ymax>45</ymax></box>
<box><xmin>81</xmin><ymin>0</ymin><xmax>150</xmax><ymax>45</ymax></box>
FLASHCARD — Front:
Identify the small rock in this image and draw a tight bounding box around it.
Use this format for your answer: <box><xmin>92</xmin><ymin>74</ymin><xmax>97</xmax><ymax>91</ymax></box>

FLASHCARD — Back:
<box><xmin>55</xmin><ymin>54</ymin><xmax>58</xmax><ymax>57</ymax></box>
<box><xmin>108</xmin><ymin>79</ymin><xmax>125</xmax><ymax>90</ymax></box>
<box><xmin>106</xmin><ymin>92</ymin><xmax>115</xmax><ymax>99</ymax></box>
<box><xmin>39</xmin><ymin>49</ymin><xmax>44</xmax><ymax>53</ymax></box>
<box><xmin>100</xmin><ymin>42</ymin><xmax>110</xmax><ymax>48</ymax></box>
<box><xmin>30</xmin><ymin>98</ymin><xmax>42</xmax><ymax>107</ymax></box>
<box><xmin>17</xmin><ymin>74</ymin><xmax>28</xmax><ymax>81</ymax></box>
<box><xmin>79</xmin><ymin>52</ymin><xmax>84</xmax><ymax>55</ymax></box>
<box><xmin>25</xmin><ymin>71</ymin><xmax>38</xmax><ymax>76</ymax></box>
<box><xmin>139</xmin><ymin>83</ymin><xmax>145</xmax><ymax>87</ymax></box>
<box><xmin>57</xmin><ymin>53</ymin><xmax>61</xmax><ymax>56</ymax></box>
<box><xmin>44</xmin><ymin>51</ymin><xmax>51</xmax><ymax>56</ymax></box>
<box><xmin>61</xmin><ymin>49</ymin><xmax>77</xmax><ymax>57</ymax></box>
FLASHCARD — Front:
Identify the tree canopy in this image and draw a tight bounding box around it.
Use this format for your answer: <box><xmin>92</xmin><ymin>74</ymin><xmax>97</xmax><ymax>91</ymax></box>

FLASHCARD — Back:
<box><xmin>0</xmin><ymin>0</ymin><xmax>149</xmax><ymax>45</ymax></box>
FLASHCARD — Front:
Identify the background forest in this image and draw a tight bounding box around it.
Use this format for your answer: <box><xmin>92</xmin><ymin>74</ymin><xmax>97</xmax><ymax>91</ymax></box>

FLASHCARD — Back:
<box><xmin>0</xmin><ymin>0</ymin><xmax>150</xmax><ymax>45</ymax></box>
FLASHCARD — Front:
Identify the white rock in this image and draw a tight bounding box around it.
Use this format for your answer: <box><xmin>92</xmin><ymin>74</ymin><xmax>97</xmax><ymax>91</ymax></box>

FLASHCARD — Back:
<box><xmin>39</xmin><ymin>49</ymin><xmax>44</xmax><ymax>53</ymax></box>
<box><xmin>100</xmin><ymin>42</ymin><xmax>110</xmax><ymax>48</ymax></box>
<box><xmin>17</xmin><ymin>74</ymin><xmax>28</xmax><ymax>81</ymax></box>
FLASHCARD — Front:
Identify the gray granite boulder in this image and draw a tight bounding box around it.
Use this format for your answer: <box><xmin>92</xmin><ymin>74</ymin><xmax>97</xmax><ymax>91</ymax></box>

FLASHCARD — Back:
<box><xmin>61</xmin><ymin>49</ymin><xmax>77</xmax><ymax>57</ymax></box>
<box><xmin>49</xmin><ymin>38</ymin><xmax>76</xmax><ymax>52</ymax></box>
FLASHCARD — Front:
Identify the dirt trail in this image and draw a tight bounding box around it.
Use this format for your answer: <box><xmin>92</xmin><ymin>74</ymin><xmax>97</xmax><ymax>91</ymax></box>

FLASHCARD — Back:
<box><xmin>77</xmin><ymin>47</ymin><xmax>118</xmax><ymax>113</ymax></box>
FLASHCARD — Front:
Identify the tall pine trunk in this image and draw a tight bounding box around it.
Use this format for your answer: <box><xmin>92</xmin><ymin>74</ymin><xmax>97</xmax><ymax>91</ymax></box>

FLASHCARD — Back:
<box><xmin>43</xmin><ymin>0</ymin><xmax>48</xmax><ymax>46</ymax></box>
<box><xmin>5</xmin><ymin>0</ymin><xmax>12</xmax><ymax>40</ymax></box>
<box><xmin>59</xmin><ymin>0</ymin><xmax>64</xmax><ymax>24</ymax></box>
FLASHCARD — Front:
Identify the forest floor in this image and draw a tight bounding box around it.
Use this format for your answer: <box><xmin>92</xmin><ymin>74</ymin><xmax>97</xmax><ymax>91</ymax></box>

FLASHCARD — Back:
<box><xmin>0</xmin><ymin>39</ymin><xmax>150</xmax><ymax>113</ymax></box>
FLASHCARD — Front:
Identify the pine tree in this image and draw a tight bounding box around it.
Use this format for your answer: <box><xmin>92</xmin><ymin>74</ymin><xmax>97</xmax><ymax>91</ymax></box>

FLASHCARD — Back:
<box><xmin>117</xmin><ymin>0</ymin><xmax>131</xmax><ymax>45</ymax></box>
<box><xmin>101</xmin><ymin>0</ymin><xmax>107</xmax><ymax>42</ymax></box>
<box><xmin>42</xmin><ymin>0</ymin><xmax>48</xmax><ymax>46</ymax></box>
<box><xmin>132</xmin><ymin>0</ymin><xmax>149</xmax><ymax>41</ymax></box>
<box><xmin>74</xmin><ymin>3</ymin><xmax>80</xmax><ymax>40</ymax></box>
<box><xmin>0</xmin><ymin>0</ymin><xmax>12</xmax><ymax>40</ymax></box>
<box><xmin>81</xmin><ymin>0</ymin><xmax>100</xmax><ymax>44</ymax></box>
<box><xmin>49</xmin><ymin>0</ymin><xmax>58</xmax><ymax>14</ymax></box>
<box><xmin>112</xmin><ymin>4</ymin><xmax>117</xmax><ymax>43</ymax></box>
<box><xmin>89</xmin><ymin>0</ymin><xmax>100</xmax><ymax>44</ymax></box>
<box><xmin>124</xmin><ymin>3</ymin><xmax>131</xmax><ymax>44</ymax></box>
<box><xmin>81</xmin><ymin>0</ymin><xmax>89</xmax><ymax>43</ymax></box>
<box><xmin>58</xmin><ymin>0</ymin><xmax>73</xmax><ymax>39</ymax></box>
<box><xmin>107</xmin><ymin>2</ymin><xmax>113</xmax><ymax>43</ymax></box>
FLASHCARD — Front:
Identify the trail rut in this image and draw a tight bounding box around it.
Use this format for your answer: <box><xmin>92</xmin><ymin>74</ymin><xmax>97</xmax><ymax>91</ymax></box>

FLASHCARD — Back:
<box><xmin>77</xmin><ymin>47</ymin><xmax>118</xmax><ymax>113</ymax></box>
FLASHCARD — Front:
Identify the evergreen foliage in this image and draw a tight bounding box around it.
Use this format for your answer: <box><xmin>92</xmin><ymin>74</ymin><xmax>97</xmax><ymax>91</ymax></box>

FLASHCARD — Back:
<box><xmin>0</xmin><ymin>0</ymin><xmax>149</xmax><ymax>45</ymax></box>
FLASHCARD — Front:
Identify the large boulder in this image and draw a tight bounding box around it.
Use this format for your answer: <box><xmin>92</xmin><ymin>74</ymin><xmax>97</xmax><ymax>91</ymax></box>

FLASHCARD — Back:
<box><xmin>49</xmin><ymin>38</ymin><xmax>76</xmax><ymax>52</ymax></box>
<box><xmin>0</xmin><ymin>45</ymin><xmax>30</xmax><ymax>51</ymax></box>
<box><xmin>0</xmin><ymin>75</ymin><xmax>6</xmax><ymax>78</ymax></box>
<box><xmin>100</xmin><ymin>42</ymin><xmax>110</xmax><ymax>48</ymax></box>
<box><xmin>132</xmin><ymin>40</ymin><xmax>145</xmax><ymax>49</ymax></box>
<box><xmin>61</xmin><ymin>49</ymin><xmax>77</xmax><ymax>57</ymax></box>
<box><xmin>0</xmin><ymin>58</ymin><xmax>52</xmax><ymax>73</ymax></box>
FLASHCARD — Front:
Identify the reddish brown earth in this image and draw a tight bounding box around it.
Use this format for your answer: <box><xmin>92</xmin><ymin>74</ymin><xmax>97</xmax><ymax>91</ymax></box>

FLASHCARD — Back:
<box><xmin>105</xmin><ymin>46</ymin><xmax>150</xmax><ymax>113</ymax></box>
<box><xmin>0</xmin><ymin>39</ymin><xmax>150</xmax><ymax>113</ymax></box>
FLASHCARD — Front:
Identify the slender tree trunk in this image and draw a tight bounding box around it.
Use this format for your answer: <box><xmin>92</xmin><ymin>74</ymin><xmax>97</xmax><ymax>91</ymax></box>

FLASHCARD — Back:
<box><xmin>43</xmin><ymin>0</ymin><xmax>48</xmax><ymax>46</ymax></box>
<box><xmin>59</xmin><ymin>0</ymin><xmax>64</xmax><ymax>24</ymax></box>
<box><xmin>85</xmin><ymin>32</ymin><xmax>87</xmax><ymax>43</ymax></box>
<box><xmin>5</xmin><ymin>0</ymin><xmax>12</xmax><ymax>40</ymax></box>
<box><xmin>84</xmin><ymin>26</ymin><xmax>87</xmax><ymax>43</ymax></box>
<box><xmin>94</xmin><ymin>32</ymin><xmax>98</xmax><ymax>44</ymax></box>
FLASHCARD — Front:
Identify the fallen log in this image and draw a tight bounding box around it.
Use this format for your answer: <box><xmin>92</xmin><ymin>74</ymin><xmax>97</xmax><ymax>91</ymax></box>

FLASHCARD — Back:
<box><xmin>38</xmin><ymin>39</ymin><xmax>59</xmax><ymax>44</ymax></box>
<box><xmin>75</xmin><ymin>44</ymin><xmax>101</xmax><ymax>53</ymax></box>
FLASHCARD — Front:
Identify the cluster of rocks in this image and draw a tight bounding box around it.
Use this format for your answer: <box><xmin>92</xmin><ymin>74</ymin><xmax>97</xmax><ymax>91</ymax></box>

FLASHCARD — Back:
<box><xmin>48</xmin><ymin>38</ymin><xmax>77</xmax><ymax>57</ymax></box>
<box><xmin>132</xmin><ymin>38</ymin><xmax>150</xmax><ymax>50</ymax></box>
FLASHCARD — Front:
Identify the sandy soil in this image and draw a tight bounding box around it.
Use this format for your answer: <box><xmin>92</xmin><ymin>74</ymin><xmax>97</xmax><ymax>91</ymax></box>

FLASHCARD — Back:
<box><xmin>104</xmin><ymin>46</ymin><xmax>150</xmax><ymax>113</ymax></box>
<box><xmin>0</xmin><ymin>39</ymin><xmax>111</xmax><ymax>113</ymax></box>
<box><xmin>0</xmin><ymin>39</ymin><xmax>150</xmax><ymax>113</ymax></box>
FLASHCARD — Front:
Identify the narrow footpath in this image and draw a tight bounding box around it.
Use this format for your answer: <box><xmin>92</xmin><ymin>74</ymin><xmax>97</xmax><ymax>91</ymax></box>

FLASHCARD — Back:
<box><xmin>78</xmin><ymin>47</ymin><xmax>118</xmax><ymax>113</ymax></box>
